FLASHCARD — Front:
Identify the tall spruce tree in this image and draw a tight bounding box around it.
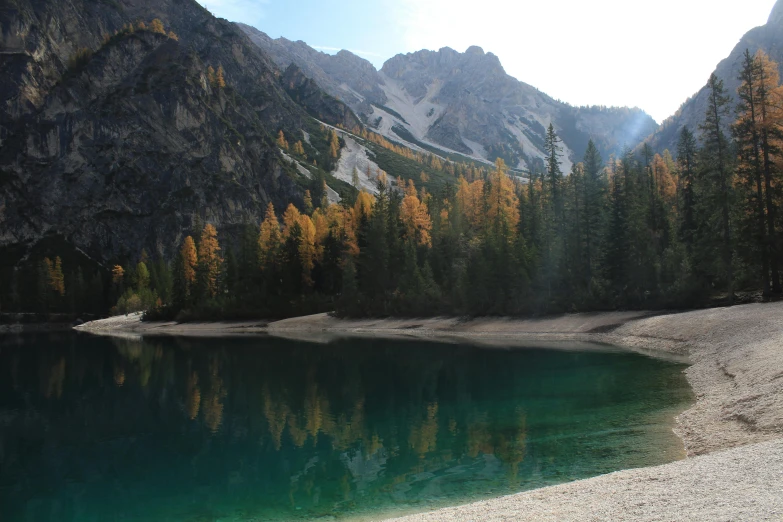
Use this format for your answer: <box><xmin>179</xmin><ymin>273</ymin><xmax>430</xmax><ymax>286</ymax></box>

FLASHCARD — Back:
<box><xmin>542</xmin><ymin>124</ymin><xmax>564</xmax><ymax>298</ymax></box>
<box><xmin>677</xmin><ymin>127</ymin><xmax>698</xmax><ymax>255</ymax></box>
<box><xmin>700</xmin><ymin>73</ymin><xmax>735</xmax><ymax>301</ymax></box>
<box><xmin>754</xmin><ymin>51</ymin><xmax>782</xmax><ymax>293</ymax></box>
<box><xmin>605</xmin><ymin>156</ymin><xmax>629</xmax><ymax>304</ymax></box>
<box><xmin>582</xmin><ymin>140</ymin><xmax>604</xmax><ymax>295</ymax></box>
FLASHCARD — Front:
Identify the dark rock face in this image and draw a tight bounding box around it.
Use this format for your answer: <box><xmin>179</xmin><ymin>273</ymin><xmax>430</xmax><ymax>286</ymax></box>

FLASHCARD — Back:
<box><xmin>0</xmin><ymin>0</ymin><xmax>353</xmax><ymax>265</ymax></box>
<box><xmin>643</xmin><ymin>0</ymin><xmax>783</xmax><ymax>153</ymax></box>
<box><xmin>280</xmin><ymin>64</ymin><xmax>361</xmax><ymax>130</ymax></box>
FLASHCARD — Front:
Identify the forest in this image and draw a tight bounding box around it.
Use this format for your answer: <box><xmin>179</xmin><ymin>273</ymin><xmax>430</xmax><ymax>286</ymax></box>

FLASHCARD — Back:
<box><xmin>12</xmin><ymin>50</ymin><xmax>783</xmax><ymax>321</ymax></box>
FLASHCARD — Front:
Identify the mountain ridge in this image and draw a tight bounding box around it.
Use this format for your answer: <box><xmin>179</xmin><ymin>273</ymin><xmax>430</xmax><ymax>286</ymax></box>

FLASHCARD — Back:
<box><xmin>642</xmin><ymin>0</ymin><xmax>783</xmax><ymax>153</ymax></box>
<box><xmin>238</xmin><ymin>24</ymin><xmax>659</xmax><ymax>171</ymax></box>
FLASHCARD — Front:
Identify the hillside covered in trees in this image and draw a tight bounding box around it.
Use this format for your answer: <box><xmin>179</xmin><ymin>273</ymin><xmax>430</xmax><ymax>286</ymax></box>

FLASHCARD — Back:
<box><xmin>20</xmin><ymin>49</ymin><xmax>783</xmax><ymax>321</ymax></box>
<box><xmin>3</xmin><ymin>0</ymin><xmax>783</xmax><ymax>321</ymax></box>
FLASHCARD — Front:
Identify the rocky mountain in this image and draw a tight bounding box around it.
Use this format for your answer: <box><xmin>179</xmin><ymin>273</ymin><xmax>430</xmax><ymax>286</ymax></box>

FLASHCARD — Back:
<box><xmin>0</xmin><ymin>0</ymin><xmax>355</xmax><ymax>273</ymax></box>
<box><xmin>642</xmin><ymin>0</ymin><xmax>783</xmax><ymax>153</ymax></box>
<box><xmin>239</xmin><ymin>25</ymin><xmax>658</xmax><ymax>172</ymax></box>
<box><xmin>238</xmin><ymin>23</ymin><xmax>387</xmax><ymax>118</ymax></box>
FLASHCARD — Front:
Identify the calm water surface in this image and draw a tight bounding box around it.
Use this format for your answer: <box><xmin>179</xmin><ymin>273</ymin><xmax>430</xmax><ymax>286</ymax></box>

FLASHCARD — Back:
<box><xmin>0</xmin><ymin>332</ymin><xmax>692</xmax><ymax>521</ymax></box>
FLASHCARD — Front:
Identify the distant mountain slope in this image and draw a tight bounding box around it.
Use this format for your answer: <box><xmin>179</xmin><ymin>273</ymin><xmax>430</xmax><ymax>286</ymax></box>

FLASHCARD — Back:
<box><xmin>238</xmin><ymin>23</ymin><xmax>387</xmax><ymax>117</ymax></box>
<box><xmin>239</xmin><ymin>25</ymin><xmax>658</xmax><ymax>171</ymax></box>
<box><xmin>642</xmin><ymin>0</ymin><xmax>783</xmax><ymax>153</ymax></box>
<box><xmin>0</xmin><ymin>0</ymin><xmax>355</xmax><ymax>267</ymax></box>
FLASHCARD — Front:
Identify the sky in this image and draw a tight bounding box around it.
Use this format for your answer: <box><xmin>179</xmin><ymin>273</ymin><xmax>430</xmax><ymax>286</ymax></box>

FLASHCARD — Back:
<box><xmin>198</xmin><ymin>0</ymin><xmax>777</xmax><ymax>122</ymax></box>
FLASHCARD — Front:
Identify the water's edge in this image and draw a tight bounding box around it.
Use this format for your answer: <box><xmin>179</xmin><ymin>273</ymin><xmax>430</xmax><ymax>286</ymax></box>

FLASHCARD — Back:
<box><xmin>67</xmin><ymin>304</ymin><xmax>783</xmax><ymax>520</ymax></box>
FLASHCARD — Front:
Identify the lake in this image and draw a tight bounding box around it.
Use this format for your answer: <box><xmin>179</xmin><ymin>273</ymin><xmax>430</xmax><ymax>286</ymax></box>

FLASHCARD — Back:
<box><xmin>0</xmin><ymin>332</ymin><xmax>692</xmax><ymax>521</ymax></box>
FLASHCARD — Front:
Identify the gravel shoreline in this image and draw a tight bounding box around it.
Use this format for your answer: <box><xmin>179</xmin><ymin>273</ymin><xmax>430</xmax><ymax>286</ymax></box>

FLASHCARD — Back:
<box><xmin>75</xmin><ymin>302</ymin><xmax>783</xmax><ymax>520</ymax></box>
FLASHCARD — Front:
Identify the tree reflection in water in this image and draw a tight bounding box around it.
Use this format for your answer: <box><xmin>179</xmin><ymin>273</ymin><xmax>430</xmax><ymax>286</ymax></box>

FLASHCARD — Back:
<box><xmin>0</xmin><ymin>332</ymin><xmax>691</xmax><ymax>521</ymax></box>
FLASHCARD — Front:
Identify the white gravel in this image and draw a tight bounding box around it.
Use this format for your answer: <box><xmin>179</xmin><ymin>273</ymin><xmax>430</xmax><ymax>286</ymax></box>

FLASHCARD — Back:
<box><xmin>329</xmin><ymin>133</ymin><xmax>384</xmax><ymax>194</ymax></box>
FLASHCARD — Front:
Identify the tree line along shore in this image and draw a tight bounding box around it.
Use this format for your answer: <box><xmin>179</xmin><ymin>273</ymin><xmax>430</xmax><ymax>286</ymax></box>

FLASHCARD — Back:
<box><xmin>8</xmin><ymin>50</ymin><xmax>783</xmax><ymax>322</ymax></box>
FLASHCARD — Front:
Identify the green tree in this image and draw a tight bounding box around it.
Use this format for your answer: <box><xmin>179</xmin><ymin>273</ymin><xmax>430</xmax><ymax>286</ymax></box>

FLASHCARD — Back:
<box><xmin>700</xmin><ymin>73</ymin><xmax>735</xmax><ymax>300</ymax></box>
<box><xmin>581</xmin><ymin>140</ymin><xmax>605</xmax><ymax>295</ymax></box>
<box><xmin>677</xmin><ymin>126</ymin><xmax>698</xmax><ymax>255</ymax></box>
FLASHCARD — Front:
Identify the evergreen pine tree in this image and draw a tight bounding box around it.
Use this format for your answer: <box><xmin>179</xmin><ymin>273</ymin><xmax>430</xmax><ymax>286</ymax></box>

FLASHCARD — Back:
<box><xmin>582</xmin><ymin>140</ymin><xmax>604</xmax><ymax>297</ymax></box>
<box><xmin>700</xmin><ymin>73</ymin><xmax>735</xmax><ymax>300</ymax></box>
<box><xmin>677</xmin><ymin>127</ymin><xmax>698</xmax><ymax>255</ymax></box>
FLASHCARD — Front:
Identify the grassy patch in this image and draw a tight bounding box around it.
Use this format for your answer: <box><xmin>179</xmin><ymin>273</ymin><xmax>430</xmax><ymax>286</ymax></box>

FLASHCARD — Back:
<box><xmin>362</xmin><ymin>141</ymin><xmax>455</xmax><ymax>193</ymax></box>
<box><xmin>372</xmin><ymin>103</ymin><xmax>409</xmax><ymax>125</ymax></box>
<box><xmin>391</xmin><ymin>125</ymin><xmax>492</xmax><ymax>169</ymax></box>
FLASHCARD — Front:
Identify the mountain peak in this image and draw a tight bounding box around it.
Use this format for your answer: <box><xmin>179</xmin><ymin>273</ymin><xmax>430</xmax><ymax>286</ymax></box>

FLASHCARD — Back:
<box><xmin>769</xmin><ymin>0</ymin><xmax>783</xmax><ymax>25</ymax></box>
<box><xmin>465</xmin><ymin>45</ymin><xmax>485</xmax><ymax>55</ymax></box>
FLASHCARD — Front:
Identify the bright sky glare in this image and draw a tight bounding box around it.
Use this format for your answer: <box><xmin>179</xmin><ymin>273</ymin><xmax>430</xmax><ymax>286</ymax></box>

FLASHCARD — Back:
<box><xmin>199</xmin><ymin>0</ymin><xmax>777</xmax><ymax>123</ymax></box>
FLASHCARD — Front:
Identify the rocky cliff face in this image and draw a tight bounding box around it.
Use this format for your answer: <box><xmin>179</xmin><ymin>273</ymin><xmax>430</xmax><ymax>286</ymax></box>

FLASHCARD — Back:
<box><xmin>240</xmin><ymin>27</ymin><xmax>658</xmax><ymax>171</ymax></box>
<box><xmin>378</xmin><ymin>46</ymin><xmax>657</xmax><ymax>170</ymax></box>
<box><xmin>642</xmin><ymin>0</ymin><xmax>783</xmax><ymax>153</ymax></box>
<box><xmin>0</xmin><ymin>0</ymin><xmax>355</xmax><ymax>268</ymax></box>
<box><xmin>280</xmin><ymin>64</ymin><xmax>362</xmax><ymax>130</ymax></box>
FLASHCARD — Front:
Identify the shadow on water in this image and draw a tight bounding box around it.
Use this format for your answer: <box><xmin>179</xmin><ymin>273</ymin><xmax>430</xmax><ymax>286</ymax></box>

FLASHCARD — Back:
<box><xmin>0</xmin><ymin>332</ymin><xmax>692</xmax><ymax>521</ymax></box>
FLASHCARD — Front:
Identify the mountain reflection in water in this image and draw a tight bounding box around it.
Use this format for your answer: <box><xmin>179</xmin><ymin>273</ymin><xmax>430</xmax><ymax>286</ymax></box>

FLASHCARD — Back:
<box><xmin>0</xmin><ymin>332</ymin><xmax>691</xmax><ymax>521</ymax></box>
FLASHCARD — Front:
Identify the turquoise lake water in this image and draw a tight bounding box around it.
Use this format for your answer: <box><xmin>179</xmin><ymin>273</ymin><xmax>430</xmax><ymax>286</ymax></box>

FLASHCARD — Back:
<box><xmin>0</xmin><ymin>332</ymin><xmax>692</xmax><ymax>521</ymax></box>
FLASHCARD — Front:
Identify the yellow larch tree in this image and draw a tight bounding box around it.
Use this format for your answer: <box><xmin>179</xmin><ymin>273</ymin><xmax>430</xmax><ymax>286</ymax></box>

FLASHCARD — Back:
<box><xmin>276</xmin><ymin>130</ymin><xmax>289</xmax><ymax>150</ymax></box>
<box><xmin>150</xmin><ymin>18</ymin><xmax>165</xmax><ymax>34</ymax></box>
<box><xmin>312</xmin><ymin>208</ymin><xmax>329</xmax><ymax>245</ymax></box>
<box><xmin>755</xmin><ymin>50</ymin><xmax>783</xmax><ymax>134</ymax></box>
<box><xmin>112</xmin><ymin>265</ymin><xmax>125</xmax><ymax>286</ymax></box>
<box><xmin>216</xmin><ymin>65</ymin><xmax>226</xmax><ymax>88</ymax></box>
<box><xmin>456</xmin><ymin>176</ymin><xmax>485</xmax><ymax>229</ymax></box>
<box><xmin>298</xmin><ymin>214</ymin><xmax>317</xmax><ymax>287</ymax></box>
<box><xmin>353</xmin><ymin>191</ymin><xmax>374</xmax><ymax>222</ymax></box>
<box><xmin>329</xmin><ymin>130</ymin><xmax>340</xmax><ymax>158</ymax></box>
<box><xmin>303</xmin><ymin>190</ymin><xmax>314</xmax><ymax>215</ymax></box>
<box><xmin>400</xmin><ymin>184</ymin><xmax>433</xmax><ymax>247</ymax></box>
<box><xmin>258</xmin><ymin>203</ymin><xmax>281</xmax><ymax>269</ymax></box>
<box><xmin>652</xmin><ymin>153</ymin><xmax>677</xmax><ymax>206</ymax></box>
<box><xmin>439</xmin><ymin>199</ymin><xmax>451</xmax><ymax>231</ymax></box>
<box><xmin>345</xmin><ymin>191</ymin><xmax>375</xmax><ymax>256</ymax></box>
<box><xmin>197</xmin><ymin>224</ymin><xmax>222</xmax><ymax>298</ymax></box>
<box><xmin>376</xmin><ymin>170</ymin><xmax>388</xmax><ymax>189</ymax></box>
<box><xmin>281</xmin><ymin>203</ymin><xmax>302</xmax><ymax>238</ymax></box>
<box><xmin>320</xmin><ymin>179</ymin><xmax>329</xmax><ymax>209</ymax></box>
<box><xmin>486</xmin><ymin>158</ymin><xmax>520</xmax><ymax>232</ymax></box>
<box><xmin>404</xmin><ymin>179</ymin><xmax>417</xmax><ymax>198</ymax></box>
<box><xmin>325</xmin><ymin>202</ymin><xmax>347</xmax><ymax>229</ymax></box>
<box><xmin>181</xmin><ymin>236</ymin><xmax>198</xmax><ymax>289</ymax></box>
<box><xmin>45</xmin><ymin>257</ymin><xmax>65</xmax><ymax>296</ymax></box>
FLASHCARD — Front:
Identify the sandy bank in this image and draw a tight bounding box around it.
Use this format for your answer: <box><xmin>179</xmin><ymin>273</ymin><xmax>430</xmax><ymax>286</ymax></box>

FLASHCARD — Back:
<box><xmin>75</xmin><ymin>302</ymin><xmax>783</xmax><ymax>520</ymax></box>
<box><xmin>73</xmin><ymin>312</ymin><xmax>270</xmax><ymax>338</ymax></box>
